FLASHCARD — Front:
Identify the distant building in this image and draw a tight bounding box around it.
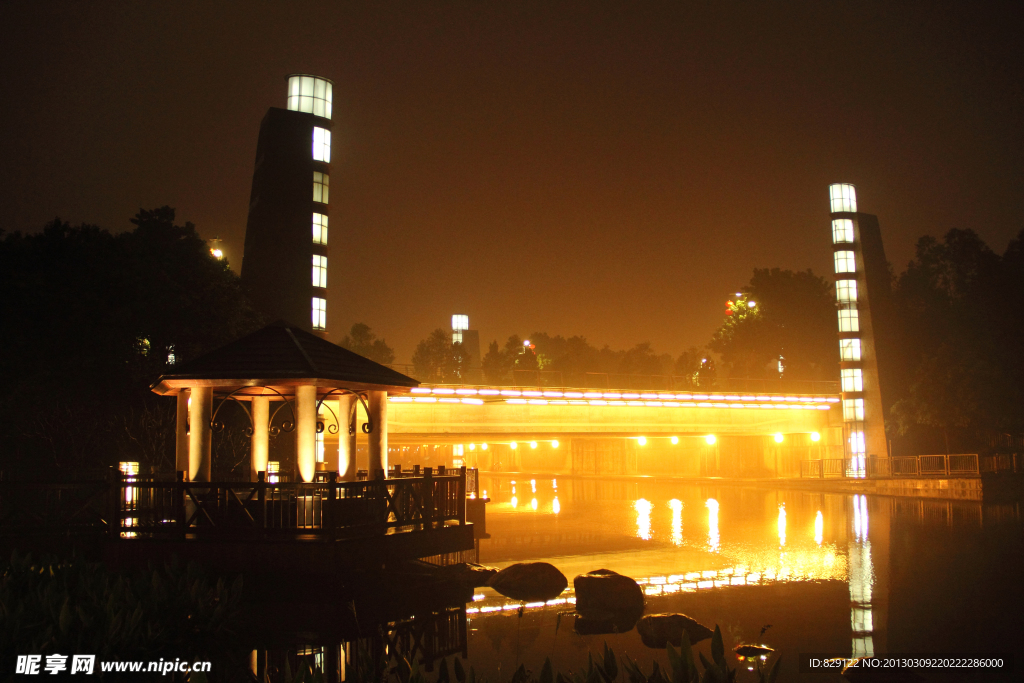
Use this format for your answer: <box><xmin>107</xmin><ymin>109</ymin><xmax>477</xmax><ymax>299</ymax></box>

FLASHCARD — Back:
<box><xmin>828</xmin><ymin>184</ymin><xmax>890</xmax><ymax>472</ymax></box>
<box><xmin>242</xmin><ymin>75</ymin><xmax>333</xmax><ymax>337</ymax></box>
<box><xmin>452</xmin><ymin>314</ymin><xmax>482</xmax><ymax>373</ymax></box>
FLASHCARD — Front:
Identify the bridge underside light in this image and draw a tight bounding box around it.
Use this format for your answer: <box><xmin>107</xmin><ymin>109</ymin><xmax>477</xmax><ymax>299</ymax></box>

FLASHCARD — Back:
<box><xmin>810</xmin><ymin>432</ymin><xmax>821</xmax><ymax>442</ymax></box>
<box><xmin>530</xmin><ymin>441</ymin><xmax>538</xmax><ymax>449</ymax></box>
<box><xmin>509</xmin><ymin>442</ymin><xmax>517</xmax><ymax>450</ymax></box>
<box><xmin>705</xmin><ymin>435</ymin><xmax>717</xmax><ymax>445</ymax></box>
<box><xmin>774</xmin><ymin>432</ymin><xmax>784</xmax><ymax>443</ymax></box>
<box><xmin>637</xmin><ymin>436</ymin><xmax>647</xmax><ymax>446</ymax></box>
<box><xmin>551</xmin><ymin>440</ymin><xmax>559</xmax><ymax>448</ymax></box>
<box><xmin>481</xmin><ymin>443</ymin><xmax>488</xmax><ymax>450</ymax></box>
<box><xmin>670</xmin><ymin>436</ymin><xmax>679</xmax><ymax>445</ymax></box>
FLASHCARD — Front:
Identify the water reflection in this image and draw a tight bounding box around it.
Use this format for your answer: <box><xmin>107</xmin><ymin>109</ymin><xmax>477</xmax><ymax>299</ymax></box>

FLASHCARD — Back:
<box><xmin>849</xmin><ymin>494</ymin><xmax>875</xmax><ymax>657</ymax></box>
<box><xmin>706</xmin><ymin>498</ymin><xmax>720</xmax><ymax>552</ymax></box>
<box><xmin>635</xmin><ymin>499</ymin><xmax>652</xmax><ymax>540</ymax></box>
<box><xmin>777</xmin><ymin>503</ymin><xmax>787</xmax><ymax>548</ymax></box>
<box><xmin>669</xmin><ymin>499</ymin><xmax>683</xmax><ymax>546</ymax></box>
<box><xmin>815</xmin><ymin>510</ymin><xmax>824</xmax><ymax>545</ymax></box>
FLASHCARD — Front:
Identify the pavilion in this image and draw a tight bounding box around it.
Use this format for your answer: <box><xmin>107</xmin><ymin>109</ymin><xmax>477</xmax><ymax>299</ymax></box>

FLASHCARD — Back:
<box><xmin>150</xmin><ymin>320</ymin><xmax>419</xmax><ymax>482</ymax></box>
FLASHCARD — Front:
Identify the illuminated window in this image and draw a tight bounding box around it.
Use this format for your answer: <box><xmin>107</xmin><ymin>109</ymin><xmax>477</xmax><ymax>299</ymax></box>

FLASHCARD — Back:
<box><xmin>834</xmin><ymin>251</ymin><xmax>856</xmax><ymax>274</ymax></box>
<box><xmin>312</xmin><ymin>255</ymin><xmax>327</xmax><ymax>288</ymax></box>
<box><xmin>836</xmin><ymin>279</ymin><xmax>858</xmax><ymax>303</ymax></box>
<box><xmin>313</xmin><ymin>127</ymin><xmax>331</xmax><ymax>162</ymax></box>
<box><xmin>287</xmin><ymin>75</ymin><xmax>333</xmax><ymax>119</ymax></box>
<box><xmin>832</xmin><ymin>219</ymin><xmax>855</xmax><ymax>244</ymax></box>
<box><xmin>843</xmin><ymin>398</ymin><xmax>865</xmax><ymax>421</ymax></box>
<box><xmin>312</xmin><ymin>297</ymin><xmax>326</xmax><ymax>330</ymax></box>
<box><xmin>829</xmin><ymin>183</ymin><xmax>857</xmax><ymax>213</ymax></box>
<box><xmin>840</xmin><ymin>338</ymin><xmax>862</xmax><ymax>361</ymax></box>
<box><xmin>849</xmin><ymin>430</ymin><xmax>866</xmax><ymax>454</ymax></box>
<box><xmin>838</xmin><ymin>307</ymin><xmax>860</xmax><ymax>332</ymax></box>
<box><xmin>313</xmin><ymin>172</ymin><xmax>329</xmax><ymax>204</ymax></box>
<box><xmin>841</xmin><ymin>368</ymin><xmax>863</xmax><ymax>393</ymax></box>
<box><xmin>452</xmin><ymin>314</ymin><xmax>469</xmax><ymax>331</ymax></box>
<box><xmin>312</xmin><ymin>213</ymin><xmax>328</xmax><ymax>245</ymax></box>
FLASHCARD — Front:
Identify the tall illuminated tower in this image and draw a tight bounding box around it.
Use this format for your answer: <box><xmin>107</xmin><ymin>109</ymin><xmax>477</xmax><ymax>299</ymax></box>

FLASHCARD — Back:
<box><xmin>242</xmin><ymin>75</ymin><xmax>333</xmax><ymax>337</ymax></box>
<box><xmin>829</xmin><ymin>184</ymin><xmax>890</xmax><ymax>474</ymax></box>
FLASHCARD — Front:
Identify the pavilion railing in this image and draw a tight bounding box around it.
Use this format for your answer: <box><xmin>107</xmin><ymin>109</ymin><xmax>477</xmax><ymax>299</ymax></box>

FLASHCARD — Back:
<box><xmin>0</xmin><ymin>468</ymin><xmax>467</xmax><ymax>541</ymax></box>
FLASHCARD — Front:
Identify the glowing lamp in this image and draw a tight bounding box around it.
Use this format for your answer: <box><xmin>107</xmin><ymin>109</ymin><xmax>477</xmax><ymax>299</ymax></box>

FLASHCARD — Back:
<box><xmin>748</xmin><ymin>301</ymin><xmax>756</xmax><ymax>308</ymax></box>
<box><xmin>481</xmin><ymin>443</ymin><xmax>489</xmax><ymax>450</ymax></box>
<box><xmin>810</xmin><ymin>432</ymin><xmax>821</xmax><ymax>442</ymax></box>
<box><xmin>705</xmin><ymin>434</ymin><xmax>717</xmax><ymax>446</ymax></box>
<box><xmin>529</xmin><ymin>441</ymin><xmax>538</xmax><ymax>449</ymax></box>
<box><xmin>523</xmin><ymin>340</ymin><xmax>531</xmax><ymax>346</ymax></box>
<box><xmin>637</xmin><ymin>436</ymin><xmax>647</xmax><ymax>446</ymax></box>
<box><xmin>551</xmin><ymin>440</ymin><xmax>559</xmax><ymax>448</ymax></box>
<box><xmin>210</xmin><ymin>248</ymin><xmax>224</xmax><ymax>259</ymax></box>
<box><xmin>670</xmin><ymin>436</ymin><xmax>679</xmax><ymax>445</ymax></box>
<box><xmin>773</xmin><ymin>433</ymin><xmax>784</xmax><ymax>443</ymax></box>
<box><xmin>509</xmin><ymin>442</ymin><xmax>518</xmax><ymax>450</ymax></box>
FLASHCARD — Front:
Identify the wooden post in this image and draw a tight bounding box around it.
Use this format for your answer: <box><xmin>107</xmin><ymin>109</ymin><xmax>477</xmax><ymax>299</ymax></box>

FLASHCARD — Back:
<box><xmin>175</xmin><ymin>470</ymin><xmax>186</xmax><ymax>539</ymax></box>
<box><xmin>423</xmin><ymin>468</ymin><xmax>434</xmax><ymax>530</ymax></box>
<box><xmin>458</xmin><ymin>466</ymin><xmax>467</xmax><ymax>525</ymax></box>
<box><xmin>257</xmin><ymin>471</ymin><xmax>266</xmax><ymax>533</ymax></box>
<box><xmin>326</xmin><ymin>471</ymin><xmax>337</xmax><ymax>540</ymax></box>
<box><xmin>108</xmin><ymin>466</ymin><xmax>121</xmax><ymax>540</ymax></box>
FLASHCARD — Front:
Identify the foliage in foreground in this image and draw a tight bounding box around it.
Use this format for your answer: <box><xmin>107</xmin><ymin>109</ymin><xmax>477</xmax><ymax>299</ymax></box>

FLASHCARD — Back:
<box><xmin>0</xmin><ymin>551</ymin><xmax>243</xmax><ymax>665</ymax></box>
<box><xmin>282</xmin><ymin>627</ymin><xmax>780</xmax><ymax>683</ymax></box>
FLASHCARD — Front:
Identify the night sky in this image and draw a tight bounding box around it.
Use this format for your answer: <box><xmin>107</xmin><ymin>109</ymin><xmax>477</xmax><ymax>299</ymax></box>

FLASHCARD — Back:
<box><xmin>2</xmin><ymin>1</ymin><xmax>1022</xmax><ymax>364</ymax></box>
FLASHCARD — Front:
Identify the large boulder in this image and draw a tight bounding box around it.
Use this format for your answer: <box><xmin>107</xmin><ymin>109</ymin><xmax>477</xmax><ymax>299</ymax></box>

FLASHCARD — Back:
<box><xmin>437</xmin><ymin>562</ymin><xmax>499</xmax><ymax>587</ymax></box>
<box><xmin>637</xmin><ymin>613</ymin><xmax>713</xmax><ymax>649</ymax></box>
<box><xmin>573</xmin><ymin>569</ymin><xmax>645</xmax><ymax>622</ymax></box>
<box><xmin>487</xmin><ymin>562</ymin><xmax>568</xmax><ymax>602</ymax></box>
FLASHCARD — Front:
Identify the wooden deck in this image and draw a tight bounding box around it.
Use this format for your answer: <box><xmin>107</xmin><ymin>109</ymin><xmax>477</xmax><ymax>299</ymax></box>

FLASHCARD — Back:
<box><xmin>0</xmin><ymin>468</ymin><xmax>476</xmax><ymax>571</ymax></box>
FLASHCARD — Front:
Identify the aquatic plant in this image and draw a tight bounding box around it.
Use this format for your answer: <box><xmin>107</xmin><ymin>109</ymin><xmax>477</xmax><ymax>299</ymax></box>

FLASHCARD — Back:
<box><xmin>283</xmin><ymin>626</ymin><xmax>781</xmax><ymax>683</ymax></box>
<box><xmin>0</xmin><ymin>550</ymin><xmax>243</xmax><ymax>665</ymax></box>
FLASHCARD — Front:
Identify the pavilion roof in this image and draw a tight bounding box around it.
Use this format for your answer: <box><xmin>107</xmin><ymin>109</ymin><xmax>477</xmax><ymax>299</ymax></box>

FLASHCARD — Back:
<box><xmin>150</xmin><ymin>321</ymin><xmax>419</xmax><ymax>396</ymax></box>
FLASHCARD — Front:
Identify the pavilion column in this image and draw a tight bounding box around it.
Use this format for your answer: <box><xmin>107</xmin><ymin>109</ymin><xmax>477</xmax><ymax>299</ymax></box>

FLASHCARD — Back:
<box><xmin>337</xmin><ymin>394</ymin><xmax>358</xmax><ymax>481</ymax></box>
<box><xmin>175</xmin><ymin>390</ymin><xmax>190</xmax><ymax>475</ymax></box>
<box><xmin>250</xmin><ymin>396</ymin><xmax>270</xmax><ymax>482</ymax></box>
<box><xmin>188</xmin><ymin>386</ymin><xmax>213</xmax><ymax>482</ymax></box>
<box><xmin>368</xmin><ymin>390</ymin><xmax>388</xmax><ymax>478</ymax></box>
<box><xmin>295</xmin><ymin>385</ymin><xmax>318</xmax><ymax>482</ymax></box>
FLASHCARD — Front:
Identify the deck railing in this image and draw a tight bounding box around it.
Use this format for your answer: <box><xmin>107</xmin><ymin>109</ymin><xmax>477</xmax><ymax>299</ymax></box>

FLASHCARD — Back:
<box><xmin>1</xmin><ymin>468</ymin><xmax>467</xmax><ymax>541</ymax></box>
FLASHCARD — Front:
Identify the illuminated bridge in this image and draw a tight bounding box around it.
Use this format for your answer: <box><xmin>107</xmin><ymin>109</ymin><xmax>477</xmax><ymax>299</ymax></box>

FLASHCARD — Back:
<box><xmin>372</xmin><ymin>384</ymin><xmax>846</xmax><ymax>478</ymax></box>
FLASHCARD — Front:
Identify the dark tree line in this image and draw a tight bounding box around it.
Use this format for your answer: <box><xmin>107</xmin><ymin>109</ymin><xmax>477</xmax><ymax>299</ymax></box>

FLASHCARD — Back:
<box><xmin>0</xmin><ymin>208</ymin><xmax>262</xmax><ymax>475</ymax></box>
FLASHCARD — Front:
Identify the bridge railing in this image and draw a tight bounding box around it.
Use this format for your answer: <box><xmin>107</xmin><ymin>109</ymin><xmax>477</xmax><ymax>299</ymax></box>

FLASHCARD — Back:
<box><xmin>799</xmin><ymin>455</ymin><xmax>980</xmax><ymax>479</ymax></box>
<box><xmin>388</xmin><ymin>365</ymin><xmax>839</xmax><ymax>395</ymax></box>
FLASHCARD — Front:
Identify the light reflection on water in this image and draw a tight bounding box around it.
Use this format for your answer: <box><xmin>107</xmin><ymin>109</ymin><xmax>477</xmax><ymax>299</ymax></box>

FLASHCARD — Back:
<box><xmin>706</xmin><ymin>497</ymin><xmax>720</xmax><ymax>552</ymax></box>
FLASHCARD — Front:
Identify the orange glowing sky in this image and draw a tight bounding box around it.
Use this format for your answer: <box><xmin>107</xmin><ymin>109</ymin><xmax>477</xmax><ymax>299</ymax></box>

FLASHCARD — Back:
<box><xmin>1</xmin><ymin>1</ymin><xmax>1022</xmax><ymax>362</ymax></box>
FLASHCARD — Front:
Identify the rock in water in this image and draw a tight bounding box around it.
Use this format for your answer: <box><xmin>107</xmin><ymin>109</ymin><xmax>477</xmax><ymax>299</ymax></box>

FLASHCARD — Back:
<box><xmin>487</xmin><ymin>562</ymin><xmax>568</xmax><ymax>602</ymax></box>
<box><xmin>438</xmin><ymin>562</ymin><xmax>498</xmax><ymax>587</ymax></box>
<box><xmin>573</xmin><ymin>569</ymin><xmax>645</xmax><ymax>622</ymax></box>
<box><xmin>637</xmin><ymin>613</ymin><xmax>713</xmax><ymax>648</ymax></box>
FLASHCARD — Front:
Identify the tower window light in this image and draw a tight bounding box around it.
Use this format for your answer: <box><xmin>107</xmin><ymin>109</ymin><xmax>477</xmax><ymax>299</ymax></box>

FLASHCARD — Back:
<box><xmin>829</xmin><ymin>183</ymin><xmax>857</xmax><ymax>213</ymax></box>
<box><xmin>313</xmin><ymin>172</ymin><xmax>329</xmax><ymax>204</ymax></box>
<box><xmin>843</xmin><ymin>398</ymin><xmax>865</xmax><ymax>421</ymax></box>
<box><xmin>839</xmin><ymin>338</ymin><xmax>862</xmax><ymax>361</ymax></box>
<box><xmin>287</xmin><ymin>75</ymin><xmax>333</xmax><ymax>119</ymax></box>
<box><xmin>312</xmin><ymin>213</ymin><xmax>328</xmax><ymax>245</ymax></box>
<box><xmin>834</xmin><ymin>250</ymin><xmax>856</xmax><ymax>274</ymax></box>
<box><xmin>836</xmin><ymin>280</ymin><xmax>858</xmax><ymax>303</ymax></box>
<box><xmin>312</xmin><ymin>127</ymin><xmax>331</xmax><ymax>162</ymax></box>
<box><xmin>838</xmin><ymin>307</ymin><xmax>860</xmax><ymax>333</ymax></box>
<box><xmin>832</xmin><ymin>219</ymin><xmax>855</xmax><ymax>244</ymax></box>
<box><xmin>841</xmin><ymin>369</ymin><xmax>864</xmax><ymax>393</ymax></box>
<box><xmin>312</xmin><ymin>297</ymin><xmax>326</xmax><ymax>330</ymax></box>
<box><xmin>312</xmin><ymin>254</ymin><xmax>327</xmax><ymax>288</ymax></box>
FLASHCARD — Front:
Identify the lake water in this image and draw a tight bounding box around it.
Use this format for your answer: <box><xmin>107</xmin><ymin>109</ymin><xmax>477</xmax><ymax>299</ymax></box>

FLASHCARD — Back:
<box><xmin>463</xmin><ymin>475</ymin><xmax>1023</xmax><ymax>682</ymax></box>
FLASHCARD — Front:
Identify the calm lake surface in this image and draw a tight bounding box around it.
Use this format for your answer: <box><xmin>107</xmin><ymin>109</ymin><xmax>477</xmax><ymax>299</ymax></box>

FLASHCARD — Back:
<box><xmin>465</xmin><ymin>475</ymin><xmax>1024</xmax><ymax>682</ymax></box>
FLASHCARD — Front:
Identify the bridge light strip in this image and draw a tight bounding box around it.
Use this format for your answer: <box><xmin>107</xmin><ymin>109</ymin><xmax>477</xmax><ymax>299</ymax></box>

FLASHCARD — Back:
<box><xmin>398</xmin><ymin>386</ymin><xmax>839</xmax><ymax>409</ymax></box>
